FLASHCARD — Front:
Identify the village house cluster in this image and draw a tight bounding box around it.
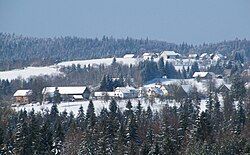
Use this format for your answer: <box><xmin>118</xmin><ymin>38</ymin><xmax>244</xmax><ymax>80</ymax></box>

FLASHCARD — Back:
<box><xmin>12</xmin><ymin>50</ymin><xmax>249</xmax><ymax>105</ymax></box>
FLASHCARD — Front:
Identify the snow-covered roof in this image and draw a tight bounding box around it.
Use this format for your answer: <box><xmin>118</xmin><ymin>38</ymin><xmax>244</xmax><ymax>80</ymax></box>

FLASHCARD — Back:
<box><xmin>123</xmin><ymin>54</ymin><xmax>135</xmax><ymax>58</ymax></box>
<box><xmin>212</xmin><ymin>54</ymin><xmax>224</xmax><ymax>61</ymax></box>
<box><xmin>193</xmin><ymin>72</ymin><xmax>215</xmax><ymax>78</ymax></box>
<box><xmin>224</xmin><ymin>84</ymin><xmax>232</xmax><ymax>90</ymax></box>
<box><xmin>143</xmin><ymin>52</ymin><xmax>154</xmax><ymax>56</ymax></box>
<box><xmin>161</xmin><ymin>51</ymin><xmax>180</xmax><ymax>56</ymax></box>
<box><xmin>42</xmin><ymin>86</ymin><xmax>88</xmax><ymax>95</ymax></box>
<box><xmin>200</xmin><ymin>53</ymin><xmax>208</xmax><ymax>58</ymax></box>
<box><xmin>14</xmin><ymin>90</ymin><xmax>33</xmax><ymax>97</ymax></box>
<box><xmin>245</xmin><ymin>82</ymin><xmax>250</xmax><ymax>89</ymax></box>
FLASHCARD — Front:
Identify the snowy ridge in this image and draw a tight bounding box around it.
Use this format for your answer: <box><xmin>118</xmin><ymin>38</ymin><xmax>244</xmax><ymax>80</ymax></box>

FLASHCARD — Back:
<box><xmin>0</xmin><ymin>57</ymin><xmax>139</xmax><ymax>80</ymax></box>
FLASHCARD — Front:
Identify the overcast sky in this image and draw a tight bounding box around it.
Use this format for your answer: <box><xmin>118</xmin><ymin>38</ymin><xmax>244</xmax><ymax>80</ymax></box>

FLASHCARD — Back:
<box><xmin>0</xmin><ymin>0</ymin><xmax>249</xmax><ymax>44</ymax></box>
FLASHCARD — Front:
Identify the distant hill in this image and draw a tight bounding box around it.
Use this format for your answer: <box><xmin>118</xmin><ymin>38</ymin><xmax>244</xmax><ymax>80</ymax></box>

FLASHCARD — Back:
<box><xmin>0</xmin><ymin>33</ymin><xmax>249</xmax><ymax>70</ymax></box>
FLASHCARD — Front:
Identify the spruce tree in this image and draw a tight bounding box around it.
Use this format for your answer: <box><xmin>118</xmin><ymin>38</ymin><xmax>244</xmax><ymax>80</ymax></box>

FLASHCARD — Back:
<box><xmin>96</xmin><ymin>108</ymin><xmax>109</xmax><ymax>154</ymax></box>
<box><xmin>14</xmin><ymin>118</ymin><xmax>32</xmax><ymax>155</ymax></box>
<box><xmin>28</xmin><ymin>109</ymin><xmax>42</xmax><ymax>154</ymax></box>
<box><xmin>99</xmin><ymin>75</ymin><xmax>107</xmax><ymax>91</ymax></box>
<box><xmin>40</xmin><ymin>121</ymin><xmax>53</xmax><ymax>154</ymax></box>
<box><xmin>76</xmin><ymin>105</ymin><xmax>86</xmax><ymax>131</ymax></box>
<box><xmin>195</xmin><ymin>111</ymin><xmax>213</xmax><ymax>143</ymax></box>
<box><xmin>53</xmin><ymin>87</ymin><xmax>61</xmax><ymax>104</ymax></box>
<box><xmin>236</xmin><ymin>100</ymin><xmax>246</xmax><ymax>134</ymax></box>
<box><xmin>106</xmin><ymin>99</ymin><xmax>120</xmax><ymax>154</ymax></box>
<box><xmin>158</xmin><ymin>57</ymin><xmax>166</xmax><ymax>77</ymax></box>
<box><xmin>230</xmin><ymin>75</ymin><xmax>246</xmax><ymax>101</ymax></box>
<box><xmin>52</xmin><ymin>119</ymin><xmax>64</xmax><ymax>155</ymax></box>
<box><xmin>86</xmin><ymin>100</ymin><xmax>96</xmax><ymax>130</ymax></box>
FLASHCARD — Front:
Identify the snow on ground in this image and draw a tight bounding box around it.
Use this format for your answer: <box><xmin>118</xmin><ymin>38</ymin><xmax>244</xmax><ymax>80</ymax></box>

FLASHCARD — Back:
<box><xmin>13</xmin><ymin>98</ymin><xmax>211</xmax><ymax>116</ymax></box>
<box><xmin>57</xmin><ymin>57</ymin><xmax>139</xmax><ymax>67</ymax></box>
<box><xmin>0</xmin><ymin>57</ymin><xmax>139</xmax><ymax>80</ymax></box>
<box><xmin>145</xmin><ymin>78</ymin><xmax>226</xmax><ymax>93</ymax></box>
<box><xmin>13</xmin><ymin>98</ymin><xmax>178</xmax><ymax>116</ymax></box>
<box><xmin>0</xmin><ymin>66</ymin><xmax>61</xmax><ymax>80</ymax></box>
<box><xmin>0</xmin><ymin>56</ymin><xmax>201</xmax><ymax>81</ymax></box>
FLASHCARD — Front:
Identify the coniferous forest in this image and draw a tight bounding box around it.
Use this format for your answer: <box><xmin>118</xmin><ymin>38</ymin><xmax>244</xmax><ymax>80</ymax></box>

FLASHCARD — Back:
<box><xmin>0</xmin><ymin>33</ymin><xmax>250</xmax><ymax>70</ymax></box>
<box><xmin>0</xmin><ymin>83</ymin><xmax>250</xmax><ymax>154</ymax></box>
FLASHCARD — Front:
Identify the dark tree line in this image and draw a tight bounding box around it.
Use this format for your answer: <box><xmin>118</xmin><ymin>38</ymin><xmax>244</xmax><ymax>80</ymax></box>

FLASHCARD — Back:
<box><xmin>0</xmin><ymin>85</ymin><xmax>249</xmax><ymax>155</ymax></box>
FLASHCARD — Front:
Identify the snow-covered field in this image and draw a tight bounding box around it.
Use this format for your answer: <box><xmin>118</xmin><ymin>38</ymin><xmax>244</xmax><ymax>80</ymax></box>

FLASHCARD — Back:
<box><xmin>0</xmin><ymin>56</ymin><xmax>201</xmax><ymax>80</ymax></box>
<box><xmin>13</xmin><ymin>99</ymin><xmax>169</xmax><ymax>115</ymax></box>
<box><xmin>0</xmin><ymin>57</ymin><xmax>139</xmax><ymax>80</ymax></box>
<box><xmin>13</xmin><ymin>98</ymin><xmax>213</xmax><ymax>116</ymax></box>
<box><xmin>0</xmin><ymin>66</ymin><xmax>62</xmax><ymax>80</ymax></box>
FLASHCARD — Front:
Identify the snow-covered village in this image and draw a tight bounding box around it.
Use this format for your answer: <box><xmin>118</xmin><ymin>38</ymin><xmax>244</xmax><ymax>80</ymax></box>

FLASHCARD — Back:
<box><xmin>7</xmin><ymin>50</ymin><xmax>247</xmax><ymax>115</ymax></box>
<box><xmin>1</xmin><ymin>1</ymin><xmax>250</xmax><ymax>154</ymax></box>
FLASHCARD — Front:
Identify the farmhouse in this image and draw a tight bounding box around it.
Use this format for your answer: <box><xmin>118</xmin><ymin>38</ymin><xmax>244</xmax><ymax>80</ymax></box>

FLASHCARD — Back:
<box><xmin>13</xmin><ymin>89</ymin><xmax>33</xmax><ymax>104</ymax></box>
<box><xmin>193</xmin><ymin>72</ymin><xmax>215</xmax><ymax>79</ymax></box>
<box><xmin>114</xmin><ymin>86</ymin><xmax>138</xmax><ymax>99</ymax></box>
<box><xmin>160</xmin><ymin>51</ymin><xmax>180</xmax><ymax>59</ymax></box>
<box><xmin>42</xmin><ymin>86</ymin><xmax>91</xmax><ymax>101</ymax></box>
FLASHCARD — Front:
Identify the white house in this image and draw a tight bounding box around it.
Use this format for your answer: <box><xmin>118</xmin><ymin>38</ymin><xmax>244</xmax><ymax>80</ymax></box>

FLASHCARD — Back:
<box><xmin>123</xmin><ymin>54</ymin><xmax>135</xmax><ymax>58</ymax></box>
<box><xmin>114</xmin><ymin>86</ymin><xmax>138</xmax><ymax>99</ymax></box>
<box><xmin>160</xmin><ymin>51</ymin><xmax>180</xmax><ymax>59</ymax></box>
